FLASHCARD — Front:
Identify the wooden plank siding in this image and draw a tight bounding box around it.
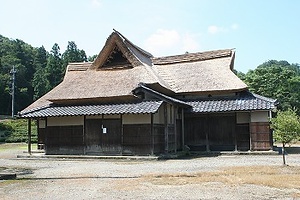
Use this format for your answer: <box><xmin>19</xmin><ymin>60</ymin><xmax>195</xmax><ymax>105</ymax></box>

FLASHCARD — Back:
<box><xmin>236</xmin><ymin>123</ymin><xmax>250</xmax><ymax>151</ymax></box>
<box><xmin>123</xmin><ymin>124</ymin><xmax>152</xmax><ymax>155</ymax></box>
<box><xmin>250</xmin><ymin>122</ymin><xmax>272</xmax><ymax>150</ymax></box>
<box><xmin>185</xmin><ymin>115</ymin><xmax>208</xmax><ymax>151</ymax></box>
<box><xmin>85</xmin><ymin>119</ymin><xmax>122</xmax><ymax>155</ymax></box>
<box><xmin>153</xmin><ymin>124</ymin><xmax>165</xmax><ymax>154</ymax></box>
<box><xmin>45</xmin><ymin>125</ymin><xmax>84</xmax><ymax>155</ymax></box>
<box><xmin>185</xmin><ymin>113</ymin><xmax>251</xmax><ymax>151</ymax></box>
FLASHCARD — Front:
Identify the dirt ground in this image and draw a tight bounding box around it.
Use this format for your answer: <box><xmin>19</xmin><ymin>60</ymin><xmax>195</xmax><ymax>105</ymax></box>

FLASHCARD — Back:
<box><xmin>1</xmin><ymin>143</ymin><xmax>300</xmax><ymax>200</ymax></box>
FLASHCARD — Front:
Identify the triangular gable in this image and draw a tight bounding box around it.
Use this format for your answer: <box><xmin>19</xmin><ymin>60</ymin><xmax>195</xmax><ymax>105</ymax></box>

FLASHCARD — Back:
<box><xmin>91</xmin><ymin>31</ymin><xmax>143</xmax><ymax>70</ymax></box>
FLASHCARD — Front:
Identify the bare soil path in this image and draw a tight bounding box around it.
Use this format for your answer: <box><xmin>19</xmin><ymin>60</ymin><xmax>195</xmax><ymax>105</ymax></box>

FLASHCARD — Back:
<box><xmin>1</xmin><ymin>143</ymin><xmax>300</xmax><ymax>200</ymax></box>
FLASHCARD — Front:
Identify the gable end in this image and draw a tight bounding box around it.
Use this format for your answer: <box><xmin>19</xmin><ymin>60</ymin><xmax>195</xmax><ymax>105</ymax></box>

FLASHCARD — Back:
<box><xmin>91</xmin><ymin>32</ymin><xmax>143</xmax><ymax>70</ymax></box>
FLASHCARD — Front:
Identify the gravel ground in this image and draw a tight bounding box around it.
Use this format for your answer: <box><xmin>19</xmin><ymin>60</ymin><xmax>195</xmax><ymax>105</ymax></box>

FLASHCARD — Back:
<box><xmin>0</xmin><ymin>148</ymin><xmax>300</xmax><ymax>200</ymax></box>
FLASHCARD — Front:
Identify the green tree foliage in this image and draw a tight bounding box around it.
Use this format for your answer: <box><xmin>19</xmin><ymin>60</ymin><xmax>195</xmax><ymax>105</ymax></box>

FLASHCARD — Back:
<box><xmin>46</xmin><ymin>43</ymin><xmax>63</xmax><ymax>88</ymax></box>
<box><xmin>0</xmin><ymin>35</ymin><xmax>36</xmax><ymax>114</ymax></box>
<box><xmin>32</xmin><ymin>46</ymin><xmax>50</xmax><ymax>100</ymax></box>
<box><xmin>0</xmin><ymin>35</ymin><xmax>90</xmax><ymax>115</ymax></box>
<box><xmin>62</xmin><ymin>41</ymin><xmax>87</xmax><ymax>70</ymax></box>
<box><xmin>270</xmin><ymin>109</ymin><xmax>300</xmax><ymax>165</ymax></box>
<box><xmin>88</xmin><ymin>54</ymin><xmax>98</xmax><ymax>62</ymax></box>
<box><xmin>241</xmin><ymin>60</ymin><xmax>300</xmax><ymax>113</ymax></box>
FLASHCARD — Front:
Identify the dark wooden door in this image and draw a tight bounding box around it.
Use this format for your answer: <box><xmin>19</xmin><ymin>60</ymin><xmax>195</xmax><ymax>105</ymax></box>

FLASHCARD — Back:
<box><xmin>85</xmin><ymin>118</ymin><xmax>122</xmax><ymax>155</ymax></box>
<box><xmin>208</xmin><ymin>115</ymin><xmax>235</xmax><ymax>151</ymax></box>
<box><xmin>101</xmin><ymin>119</ymin><xmax>122</xmax><ymax>154</ymax></box>
<box><xmin>185</xmin><ymin>115</ymin><xmax>208</xmax><ymax>151</ymax></box>
<box><xmin>85</xmin><ymin>119</ymin><xmax>102</xmax><ymax>154</ymax></box>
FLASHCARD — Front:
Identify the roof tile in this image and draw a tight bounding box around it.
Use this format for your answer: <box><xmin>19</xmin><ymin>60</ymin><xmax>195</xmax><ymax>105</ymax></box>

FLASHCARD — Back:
<box><xmin>186</xmin><ymin>92</ymin><xmax>277</xmax><ymax>113</ymax></box>
<box><xmin>20</xmin><ymin>101</ymin><xmax>163</xmax><ymax>118</ymax></box>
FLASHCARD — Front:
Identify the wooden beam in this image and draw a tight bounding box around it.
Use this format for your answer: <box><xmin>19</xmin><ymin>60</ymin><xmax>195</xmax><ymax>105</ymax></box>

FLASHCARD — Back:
<box><xmin>234</xmin><ymin>113</ymin><xmax>238</xmax><ymax>151</ymax></box>
<box><xmin>174</xmin><ymin>105</ymin><xmax>177</xmax><ymax>153</ymax></box>
<box><xmin>83</xmin><ymin>116</ymin><xmax>86</xmax><ymax>155</ymax></box>
<box><xmin>27</xmin><ymin>119</ymin><xmax>31</xmax><ymax>155</ymax></box>
<box><xmin>181</xmin><ymin>108</ymin><xmax>185</xmax><ymax>149</ymax></box>
<box><xmin>249</xmin><ymin>112</ymin><xmax>252</xmax><ymax>151</ymax></box>
<box><xmin>206</xmin><ymin>114</ymin><xmax>210</xmax><ymax>152</ymax></box>
<box><xmin>151</xmin><ymin>113</ymin><xmax>154</xmax><ymax>155</ymax></box>
<box><xmin>121</xmin><ymin>114</ymin><xmax>123</xmax><ymax>155</ymax></box>
<box><xmin>164</xmin><ymin>103</ymin><xmax>168</xmax><ymax>153</ymax></box>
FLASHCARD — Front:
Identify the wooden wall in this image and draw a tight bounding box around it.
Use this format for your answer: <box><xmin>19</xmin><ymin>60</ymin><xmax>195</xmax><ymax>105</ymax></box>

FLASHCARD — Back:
<box><xmin>123</xmin><ymin>124</ymin><xmax>151</xmax><ymax>155</ymax></box>
<box><xmin>45</xmin><ymin>125</ymin><xmax>84</xmax><ymax>155</ymax></box>
<box><xmin>250</xmin><ymin>122</ymin><xmax>272</xmax><ymax>150</ymax></box>
<box><xmin>39</xmin><ymin>102</ymin><xmax>182</xmax><ymax>155</ymax></box>
<box><xmin>85</xmin><ymin>119</ymin><xmax>122</xmax><ymax>155</ymax></box>
<box><xmin>185</xmin><ymin>113</ymin><xmax>251</xmax><ymax>151</ymax></box>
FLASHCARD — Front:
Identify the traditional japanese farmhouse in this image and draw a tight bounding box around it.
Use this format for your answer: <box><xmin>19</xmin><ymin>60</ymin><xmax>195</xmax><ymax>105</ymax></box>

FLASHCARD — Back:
<box><xmin>19</xmin><ymin>30</ymin><xmax>277</xmax><ymax>155</ymax></box>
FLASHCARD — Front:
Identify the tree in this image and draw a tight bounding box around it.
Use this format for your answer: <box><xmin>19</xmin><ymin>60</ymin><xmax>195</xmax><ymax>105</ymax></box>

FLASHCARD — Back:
<box><xmin>46</xmin><ymin>43</ymin><xmax>63</xmax><ymax>88</ymax></box>
<box><xmin>88</xmin><ymin>54</ymin><xmax>97</xmax><ymax>62</ymax></box>
<box><xmin>243</xmin><ymin>60</ymin><xmax>300</xmax><ymax>114</ymax></box>
<box><xmin>270</xmin><ymin>109</ymin><xmax>300</xmax><ymax>165</ymax></box>
<box><xmin>0</xmin><ymin>36</ymin><xmax>37</xmax><ymax>114</ymax></box>
<box><xmin>62</xmin><ymin>41</ymin><xmax>87</xmax><ymax>71</ymax></box>
<box><xmin>32</xmin><ymin>66</ymin><xmax>50</xmax><ymax>100</ymax></box>
<box><xmin>32</xmin><ymin>46</ymin><xmax>50</xmax><ymax>100</ymax></box>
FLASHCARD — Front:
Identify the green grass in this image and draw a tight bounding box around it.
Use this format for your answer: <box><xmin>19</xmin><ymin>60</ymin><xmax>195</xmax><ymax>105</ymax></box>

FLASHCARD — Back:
<box><xmin>0</xmin><ymin>119</ymin><xmax>37</xmax><ymax>143</ymax></box>
<box><xmin>0</xmin><ymin>143</ymin><xmax>37</xmax><ymax>152</ymax></box>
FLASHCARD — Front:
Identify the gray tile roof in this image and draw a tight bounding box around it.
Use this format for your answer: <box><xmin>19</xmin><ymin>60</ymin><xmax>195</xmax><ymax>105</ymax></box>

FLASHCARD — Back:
<box><xmin>186</xmin><ymin>92</ymin><xmax>277</xmax><ymax>113</ymax></box>
<box><xmin>19</xmin><ymin>101</ymin><xmax>163</xmax><ymax>118</ymax></box>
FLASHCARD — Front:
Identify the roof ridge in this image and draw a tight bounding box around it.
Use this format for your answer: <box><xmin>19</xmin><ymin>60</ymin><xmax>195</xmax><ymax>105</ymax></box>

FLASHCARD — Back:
<box><xmin>152</xmin><ymin>49</ymin><xmax>233</xmax><ymax>65</ymax></box>
<box><xmin>252</xmin><ymin>93</ymin><xmax>278</xmax><ymax>103</ymax></box>
<box><xmin>113</xmin><ymin>29</ymin><xmax>153</xmax><ymax>58</ymax></box>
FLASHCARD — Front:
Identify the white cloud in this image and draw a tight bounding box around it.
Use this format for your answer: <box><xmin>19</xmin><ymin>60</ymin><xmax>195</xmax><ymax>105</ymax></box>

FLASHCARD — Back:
<box><xmin>231</xmin><ymin>23</ymin><xmax>239</xmax><ymax>30</ymax></box>
<box><xmin>144</xmin><ymin>29</ymin><xmax>180</xmax><ymax>53</ymax></box>
<box><xmin>182</xmin><ymin>33</ymin><xmax>199</xmax><ymax>53</ymax></box>
<box><xmin>208</xmin><ymin>24</ymin><xmax>239</xmax><ymax>34</ymax></box>
<box><xmin>91</xmin><ymin>0</ymin><xmax>101</xmax><ymax>7</ymax></box>
<box><xmin>144</xmin><ymin>29</ymin><xmax>200</xmax><ymax>56</ymax></box>
<box><xmin>207</xmin><ymin>25</ymin><xmax>226</xmax><ymax>34</ymax></box>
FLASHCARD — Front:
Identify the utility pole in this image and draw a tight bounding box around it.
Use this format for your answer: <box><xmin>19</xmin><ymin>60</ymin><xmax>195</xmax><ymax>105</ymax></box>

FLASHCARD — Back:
<box><xmin>10</xmin><ymin>66</ymin><xmax>16</xmax><ymax>118</ymax></box>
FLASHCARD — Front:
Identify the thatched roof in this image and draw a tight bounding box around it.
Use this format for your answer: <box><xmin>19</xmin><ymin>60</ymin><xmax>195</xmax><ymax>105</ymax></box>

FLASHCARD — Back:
<box><xmin>20</xmin><ymin>30</ymin><xmax>248</xmax><ymax>114</ymax></box>
<box><xmin>152</xmin><ymin>54</ymin><xmax>247</xmax><ymax>94</ymax></box>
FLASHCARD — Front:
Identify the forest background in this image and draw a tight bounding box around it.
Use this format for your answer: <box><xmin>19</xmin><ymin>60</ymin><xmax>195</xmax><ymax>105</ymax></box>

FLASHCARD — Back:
<box><xmin>0</xmin><ymin>35</ymin><xmax>299</xmax><ymax>116</ymax></box>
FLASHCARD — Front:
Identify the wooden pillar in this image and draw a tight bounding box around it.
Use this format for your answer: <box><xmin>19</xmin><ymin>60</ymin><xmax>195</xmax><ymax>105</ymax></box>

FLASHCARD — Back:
<box><xmin>234</xmin><ymin>113</ymin><xmax>238</xmax><ymax>151</ymax></box>
<box><xmin>269</xmin><ymin>110</ymin><xmax>274</xmax><ymax>150</ymax></box>
<box><xmin>151</xmin><ymin>113</ymin><xmax>154</xmax><ymax>155</ymax></box>
<box><xmin>181</xmin><ymin>108</ymin><xmax>185</xmax><ymax>148</ymax></box>
<box><xmin>174</xmin><ymin>105</ymin><xmax>177</xmax><ymax>153</ymax></box>
<box><xmin>27</xmin><ymin>119</ymin><xmax>32</xmax><ymax>155</ymax></box>
<box><xmin>249</xmin><ymin>112</ymin><xmax>252</xmax><ymax>151</ymax></box>
<box><xmin>120</xmin><ymin>114</ymin><xmax>123</xmax><ymax>155</ymax></box>
<box><xmin>206</xmin><ymin>114</ymin><xmax>210</xmax><ymax>152</ymax></box>
<box><xmin>164</xmin><ymin>103</ymin><xmax>168</xmax><ymax>153</ymax></box>
<box><xmin>83</xmin><ymin>116</ymin><xmax>86</xmax><ymax>155</ymax></box>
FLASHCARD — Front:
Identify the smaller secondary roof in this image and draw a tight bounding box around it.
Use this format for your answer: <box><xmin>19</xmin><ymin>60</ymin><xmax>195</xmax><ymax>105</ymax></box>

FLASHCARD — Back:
<box><xmin>186</xmin><ymin>92</ymin><xmax>277</xmax><ymax>113</ymax></box>
<box><xmin>19</xmin><ymin>101</ymin><xmax>163</xmax><ymax>118</ymax></box>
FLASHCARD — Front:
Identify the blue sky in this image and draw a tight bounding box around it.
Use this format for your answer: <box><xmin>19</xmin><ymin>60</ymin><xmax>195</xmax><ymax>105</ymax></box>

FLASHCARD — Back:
<box><xmin>0</xmin><ymin>0</ymin><xmax>299</xmax><ymax>72</ymax></box>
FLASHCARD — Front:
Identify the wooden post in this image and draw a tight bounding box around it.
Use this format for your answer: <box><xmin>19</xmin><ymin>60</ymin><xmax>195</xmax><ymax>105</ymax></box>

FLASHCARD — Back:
<box><xmin>164</xmin><ymin>103</ymin><xmax>168</xmax><ymax>153</ymax></box>
<box><xmin>151</xmin><ymin>113</ymin><xmax>154</xmax><ymax>155</ymax></box>
<box><xmin>249</xmin><ymin>112</ymin><xmax>252</xmax><ymax>151</ymax></box>
<box><xmin>181</xmin><ymin>108</ymin><xmax>185</xmax><ymax>149</ymax></box>
<box><xmin>206</xmin><ymin>114</ymin><xmax>210</xmax><ymax>152</ymax></box>
<box><xmin>83</xmin><ymin>116</ymin><xmax>86</xmax><ymax>155</ymax></box>
<box><xmin>234</xmin><ymin>113</ymin><xmax>238</xmax><ymax>151</ymax></box>
<box><xmin>174</xmin><ymin>106</ymin><xmax>177</xmax><ymax>153</ymax></box>
<box><xmin>28</xmin><ymin>119</ymin><xmax>32</xmax><ymax>155</ymax></box>
<box><xmin>120</xmin><ymin>114</ymin><xmax>123</xmax><ymax>155</ymax></box>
